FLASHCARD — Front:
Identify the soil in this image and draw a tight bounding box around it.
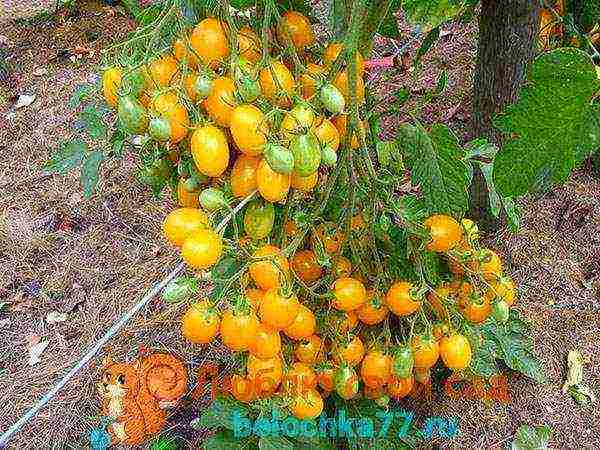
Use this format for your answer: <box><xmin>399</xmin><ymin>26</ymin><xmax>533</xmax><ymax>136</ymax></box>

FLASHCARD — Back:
<box><xmin>0</xmin><ymin>2</ymin><xmax>599</xmax><ymax>450</ymax></box>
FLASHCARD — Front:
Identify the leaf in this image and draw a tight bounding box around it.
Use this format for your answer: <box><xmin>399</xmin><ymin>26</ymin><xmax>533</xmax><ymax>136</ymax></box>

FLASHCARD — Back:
<box><xmin>511</xmin><ymin>424</ymin><xmax>552</xmax><ymax>450</ymax></box>
<box><xmin>199</xmin><ymin>396</ymin><xmax>244</xmax><ymax>430</ymax></box>
<box><xmin>399</xmin><ymin>123</ymin><xmax>470</xmax><ymax>217</ymax></box>
<box><xmin>110</xmin><ymin>128</ymin><xmax>126</xmax><ymax>157</ymax></box>
<box><xmin>258</xmin><ymin>436</ymin><xmax>294</xmax><ymax>450</ymax></box>
<box><xmin>79</xmin><ymin>104</ymin><xmax>107</xmax><ymax>140</ymax></box>
<box><xmin>209</xmin><ymin>257</ymin><xmax>244</xmax><ymax>302</ymax></box>
<box><xmin>493</xmin><ymin>48</ymin><xmax>600</xmax><ymax>197</ymax></box>
<box><xmin>402</xmin><ymin>0</ymin><xmax>464</xmax><ymax>28</ymax></box>
<box><xmin>162</xmin><ymin>277</ymin><xmax>200</xmax><ymax>303</ymax></box>
<box><xmin>28</xmin><ymin>340</ymin><xmax>49</xmax><ymax>366</ymax></box>
<box><xmin>415</xmin><ymin>27</ymin><xmax>440</xmax><ymax>62</ymax></box>
<box><xmin>329</xmin><ymin>0</ymin><xmax>349</xmax><ymax>39</ymax></box>
<box><xmin>376</xmin><ymin>0</ymin><xmax>401</xmax><ymax>38</ymax></box>
<box><xmin>435</xmin><ymin>70</ymin><xmax>448</xmax><ymax>94</ymax></box>
<box><xmin>81</xmin><ymin>150</ymin><xmax>104</xmax><ymax>198</ymax></box>
<box><xmin>44</xmin><ymin>140</ymin><xmax>86</xmax><ymax>174</ymax></box>
<box><xmin>69</xmin><ymin>83</ymin><xmax>95</xmax><ymax>107</ymax></box>
<box><xmin>204</xmin><ymin>430</ymin><xmax>257</xmax><ymax>450</ymax></box>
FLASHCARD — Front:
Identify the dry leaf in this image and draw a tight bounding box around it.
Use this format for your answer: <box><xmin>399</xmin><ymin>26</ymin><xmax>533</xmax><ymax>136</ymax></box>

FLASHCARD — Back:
<box><xmin>14</xmin><ymin>94</ymin><xmax>36</xmax><ymax>109</ymax></box>
<box><xmin>28</xmin><ymin>340</ymin><xmax>49</xmax><ymax>366</ymax></box>
<box><xmin>46</xmin><ymin>311</ymin><xmax>68</xmax><ymax>324</ymax></box>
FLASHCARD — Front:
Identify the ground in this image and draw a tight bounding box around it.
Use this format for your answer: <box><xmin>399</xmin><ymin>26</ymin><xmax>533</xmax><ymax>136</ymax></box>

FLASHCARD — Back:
<box><xmin>0</xmin><ymin>2</ymin><xmax>599</xmax><ymax>449</ymax></box>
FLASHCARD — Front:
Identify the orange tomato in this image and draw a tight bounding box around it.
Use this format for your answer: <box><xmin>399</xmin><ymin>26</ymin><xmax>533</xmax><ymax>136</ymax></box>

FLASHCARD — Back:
<box><xmin>385</xmin><ymin>281</ymin><xmax>421</xmax><ymax>316</ymax></box>
<box><xmin>230</xmin><ymin>374</ymin><xmax>255</xmax><ymax>403</ymax></box>
<box><xmin>177</xmin><ymin>179</ymin><xmax>200</xmax><ymax>208</ymax></box>
<box><xmin>312</xmin><ymin>222</ymin><xmax>345</xmax><ymax>255</ymax></box>
<box><xmin>460</xmin><ymin>295</ymin><xmax>492</xmax><ymax>323</ymax></box>
<box><xmin>387</xmin><ymin>375</ymin><xmax>414</xmax><ymax>399</ymax></box>
<box><xmin>470</xmin><ymin>249</ymin><xmax>503</xmax><ymax>281</ymax></box>
<box><xmin>203</xmin><ymin>76</ymin><xmax>237</xmax><ymax>127</ymax></box>
<box><xmin>300</xmin><ymin>63</ymin><xmax>325</xmax><ymax>99</ymax></box>
<box><xmin>280</xmin><ymin>104</ymin><xmax>317</xmax><ymax>140</ymax></box>
<box><xmin>283</xmin><ymin>362</ymin><xmax>317</xmax><ymax>396</ymax></box>
<box><xmin>291</xmin><ymin>171</ymin><xmax>318</xmax><ymax>192</ymax></box>
<box><xmin>323</xmin><ymin>42</ymin><xmax>365</xmax><ymax>76</ymax></box>
<box><xmin>146</xmin><ymin>54</ymin><xmax>178</xmax><ymax>88</ymax></box>
<box><xmin>313</xmin><ymin>117</ymin><xmax>340</xmax><ymax>152</ymax></box>
<box><xmin>181</xmin><ymin>229</ymin><xmax>223</xmax><ymax>269</ymax></box>
<box><xmin>190</xmin><ymin>18</ymin><xmax>229</xmax><ymax>68</ymax></box>
<box><xmin>245</xmin><ymin>288</ymin><xmax>266</xmax><ymax>312</ymax></box>
<box><xmin>290</xmin><ymin>388</ymin><xmax>323</xmax><ymax>419</ymax></box>
<box><xmin>230</xmin><ymin>104</ymin><xmax>268</xmax><ymax>155</ymax></box>
<box><xmin>256</xmin><ymin>158</ymin><xmax>291</xmax><ymax>202</ymax></box>
<box><xmin>295</xmin><ymin>335</ymin><xmax>325</xmax><ymax>364</ymax></box>
<box><xmin>332</xmin><ymin>277</ymin><xmax>367</xmax><ymax>311</ymax></box>
<box><xmin>231</xmin><ymin>155</ymin><xmax>260</xmax><ymax>198</ymax></box>
<box><xmin>249</xmin><ymin>323</ymin><xmax>282</xmax><ymax>359</ymax></box>
<box><xmin>259</xmin><ymin>288</ymin><xmax>301</xmax><ymax>329</ymax></box>
<box><xmin>246</xmin><ymin>355</ymin><xmax>283</xmax><ymax>396</ymax></box>
<box><xmin>249</xmin><ymin>244</ymin><xmax>290</xmax><ymax>290</ymax></box>
<box><xmin>173</xmin><ymin>35</ymin><xmax>198</xmax><ymax>68</ymax></box>
<box><xmin>191</xmin><ymin>124</ymin><xmax>230</xmax><ymax>177</ymax></box>
<box><xmin>277</xmin><ymin>11</ymin><xmax>315</xmax><ymax>51</ymax></box>
<box><xmin>259</xmin><ymin>61</ymin><xmax>295</xmax><ymax>108</ymax></box>
<box><xmin>411</xmin><ymin>334</ymin><xmax>440</xmax><ymax>370</ymax></box>
<box><xmin>357</xmin><ymin>291</ymin><xmax>388</xmax><ymax>325</ymax></box>
<box><xmin>162</xmin><ymin>207</ymin><xmax>209</xmax><ymax>247</ymax></box>
<box><xmin>102</xmin><ymin>67</ymin><xmax>122</xmax><ymax>107</ymax></box>
<box><xmin>360</xmin><ymin>351</ymin><xmax>392</xmax><ymax>388</ymax></box>
<box><xmin>151</xmin><ymin>92</ymin><xmax>189</xmax><ymax>143</ymax></box>
<box><xmin>439</xmin><ymin>334</ymin><xmax>472</xmax><ymax>370</ymax></box>
<box><xmin>237</xmin><ymin>26</ymin><xmax>261</xmax><ymax>63</ymax></box>
<box><xmin>333</xmin><ymin>115</ymin><xmax>364</xmax><ymax>149</ymax></box>
<box><xmin>333</xmin><ymin>70</ymin><xmax>365</xmax><ymax>104</ymax></box>
<box><xmin>333</xmin><ymin>335</ymin><xmax>365</xmax><ymax>366</ymax></box>
<box><xmin>291</xmin><ymin>250</ymin><xmax>323</xmax><ymax>283</ymax></box>
<box><xmin>220</xmin><ymin>309</ymin><xmax>259</xmax><ymax>351</ymax></box>
<box><xmin>181</xmin><ymin>300</ymin><xmax>219</xmax><ymax>344</ymax></box>
<box><xmin>423</xmin><ymin>214</ymin><xmax>463</xmax><ymax>253</ymax></box>
<box><xmin>284</xmin><ymin>304</ymin><xmax>316</xmax><ymax>340</ymax></box>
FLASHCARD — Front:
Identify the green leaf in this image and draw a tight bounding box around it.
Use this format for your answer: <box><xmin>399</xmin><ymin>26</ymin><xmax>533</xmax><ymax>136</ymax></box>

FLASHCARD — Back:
<box><xmin>204</xmin><ymin>430</ymin><xmax>257</xmax><ymax>450</ymax></box>
<box><xmin>44</xmin><ymin>140</ymin><xmax>86</xmax><ymax>174</ymax></box>
<box><xmin>376</xmin><ymin>0</ymin><xmax>401</xmax><ymax>38</ymax></box>
<box><xmin>462</xmin><ymin>322</ymin><xmax>500</xmax><ymax>378</ymax></box>
<box><xmin>574</xmin><ymin>103</ymin><xmax>600</xmax><ymax>165</ymax></box>
<box><xmin>511</xmin><ymin>424</ymin><xmax>552</xmax><ymax>450</ymax></box>
<box><xmin>435</xmin><ymin>70</ymin><xmax>448</xmax><ymax>95</ymax></box>
<box><xmin>79</xmin><ymin>104</ymin><xmax>107</xmax><ymax>140</ymax></box>
<box><xmin>258</xmin><ymin>436</ymin><xmax>294</xmax><ymax>450</ymax></box>
<box><xmin>209</xmin><ymin>256</ymin><xmax>244</xmax><ymax>302</ymax></box>
<box><xmin>162</xmin><ymin>277</ymin><xmax>200</xmax><ymax>303</ymax></box>
<box><xmin>415</xmin><ymin>26</ymin><xmax>440</xmax><ymax>62</ymax></box>
<box><xmin>399</xmin><ymin>123</ymin><xmax>470</xmax><ymax>216</ymax></box>
<box><xmin>69</xmin><ymin>83</ymin><xmax>95</xmax><ymax>107</ymax></box>
<box><xmin>493</xmin><ymin>48</ymin><xmax>600</xmax><ymax>197</ymax></box>
<box><xmin>395</xmin><ymin>87</ymin><xmax>410</xmax><ymax>106</ymax></box>
<box><xmin>110</xmin><ymin>127</ymin><xmax>126</xmax><ymax>157</ymax></box>
<box><xmin>402</xmin><ymin>0</ymin><xmax>463</xmax><ymax>28</ymax></box>
<box><xmin>81</xmin><ymin>150</ymin><xmax>104</xmax><ymax>198</ymax></box>
<box><xmin>199</xmin><ymin>396</ymin><xmax>244</xmax><ymax>430</ymax></box>
<box><xmin>503</xmin><ymin>198</ymin><xmax>520</xmax><ymax>232</ymax></box>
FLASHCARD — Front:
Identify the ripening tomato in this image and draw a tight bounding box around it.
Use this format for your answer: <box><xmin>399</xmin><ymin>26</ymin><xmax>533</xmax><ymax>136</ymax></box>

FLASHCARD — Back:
<box><xmin>203</xmin><ymin>76</ymin><xmax>237</xmax><ymax>127</ymax></box>
<box><xmin>332</xmin><ymin>277</ymin><xmax>367</xmax><ymax>311</ymax></box>
<box><xmin>162</xmin><ymin>207</ymin><xmax>209</xmax><ymax>247</ymax></box>
<box><xmin>244</xmin><ymin>200</ymin><xmax>275</xmax><ymax>240</ymax></box>
<box><xmin>230</xmin><ymin>104</ymin><xmax>269</xmax><ymax>155</ymax></box>
<box><xmin>357</xmin><ymin>291</ymin><xmax>388</xmax><ymax>325</ymax></box>
<box><xmin>280</xmin><ymin>104</ymin><xmax>317</xmax><ymax>140</ymax></box>
<box><xmin>283</xmin><ymin>362</ymin><xmax>317</xmax><ymax>396</ymax></box>
<box><xmin>333</xmin><ymin>335</ymin><xmax>365</xmax><ymax>366</ymax></box>
<box><xmin>333</xmin><ymin>70</ymin><xmax>365</xmax><ymax>104</ymax></box>
<box><xmin>290</xmin><ymin>388</ymin><xmax>323</xmax><ymax>419</ymax></box>
<box><xmin>295</xmin><ymin>335</ymin><xmax>325</xmax><ymax>364</ymax></box>
<box><xmin>411</xmin><ymin>334</ymin><xmax>440</xmax><ymax>370</ymax></box>
<box><xmin>316</xmin><ymin>365</ymin><xmax>335</xmax><ymax>391</ymax></box>
<box><xmin>151</xmin><ymin>92</ymin><xmax>189</xmax><ymax>143</ymax></box>
<box><xmin>439</xmin><ymin>334</ymin><xmax>472</xmax><ymax>370</ymax></box>
<box><xmin>259</xmin><ymin>288</ymin><xmax>301</xmax><ymax>329</ymax></box>
<box><xmin>231</xmin><ymin>155</ymin><xmax>260</xmax><ymax>198</ymax></box>
<box><xmin>323</xmin><ymin>42</ymin><xmax>365</xmax><ymax>76</ymax></box>
<box><xmin>334</xmin><ymin>364</ymin><xmax>359</xmax><ymax>400</ymax></box>
<box><xmin>460</xmin><ymin>295</ymin><xmax>492</xmax><ymax>324</ymax></box>
<box><xmin>387</xmin><ymin>374</ymin><xmax>414</xmax><ymax>400</ymax></box>
<box><xmin>181</xmin><ymin>300</ymin><xmax>220</xmax><ymax>344</ymax></box>
<box><xmin>470</xmin><ymin>248</ymin><xmax>503</xmax><ymax>281</ymax></box>
<box><xmin>181</xmin><ymin>228</ymin><xmax>223</xmax><ymax>269</ymax></box>
<box><xmin>385</xmin><ymin>281</ymin><xmax>421</xmax><ymax>316</ymax></box>
<box><xmin>332</xmin><ymin>115</ymin><xmax>363</xmax><ymax>149</ymax></box>
<box><xmin>423</xmin><ymin>214</ymin><xmax>463</xmax><ymax>253</ymax></box>
<box><xmin>292</xmin><ymin>250</ymin><xmax>323</xmax><ymax>283</ymax></box>
<box><xmin>256</xmin><ymin>158</ymin><xmax>291</xmax><ymax>203</ymax></box>
<box><xmin>102</xmin><ymin>67</ymin><xmax>122</xmax><ymax>107</ymax></box>
<box><xmin>291</xmin><ymin>171</ymin><xmax>318</xmax><ymax>192</ymax></box>
<box><xmin>230</xmin><ymin>374</ymin><xmax>255</xmax><ymax>403</ymax></box>
<box><xmin>249</xmin><ymin>244</ymin><xmax>290</xmax><ymax>290</ymax></box>
<box><xmin>332</xmin><ymin>256</ymin><xmax>352</xmax><ymax>278</ymax></box>
<box><xmin>190</xmin><ymin>17</ymin><xmax>229</xmax><ymax>68</ymax></box>
<box><xmin>220</xmin><ymin>309</ymin><xmax>259</xmax><ymax>351</ymax></box>
<box><xmin>284</xmin><ymin>219</ymin><xmax>300</xmax><ymax>238</ymax></box>
<box><xmin>246</xmin><ymin>355</ymin><xmax>283</xmax><ymax>396</ymax></box>
<box><xmin>312</xmin><ymin>222</ymin><xmax>345</xmax><ymax>255</ymax></box>
<box><xmin>245</xmin><ymin>288</ymin><xmax>265</xmax><ymax>312</ymax></box>
<box><xmin>259</xmin><ymin>61</ymin><xmax>295</xmax><ymax>108</ymax></box>
<box><xmin>360</xmin><ymin>351</ymin><xmax>392</xmax><ymax>388</ymax></box>
<box><xmin>177</xmin><ymin>178</ymin><xmax>200</xmax><ymax>208</ymax></box>
<box><xmin>486</xmin><ymin>277</ymin><xmax>516</xmax><ymax>306</ymax></box>
<box><xmin>191</xmin><ymin>124</ymin><xmax>230</xmax><ymax>177</ymax></box>
<box><xmin>237</xmin><ymin>26</ymin><xmax>261</xmax><ymax>63</ymax></box>
<box><xmin>300</xmin><ymin>63</ymin><xmax>325</xmax><ymax>99</ymax></box>
<box><xmin>427</xmin><ymin>284</ymin><xmax>452</xmax><ymax>319</ymax></box>
<box><xmin>147</xmin><ymin>54</ymin><xmax>178</xmax><ymax>87</ymax></box>
<box><xmin>173</xmin><ymin>35</ymin><xmax>198</xmax><ymax>68</ymax></box>
<box><xmin>284</xmin><ymin>304</ymin><xmax>316</xmax><ymax>340</ymax></box>
<box><xmin>277</xmin><ymin>11</ymin><xmax>315</xmax><ymax>51</ymax></box>
<box><xmin>313</xmin><ymin>117</ymin><xmax>340</xmax><ymax>152</ymax></box>
<box><xmin>249</xmin><ymin>323</ymin><xmax>282</xmax><ymax>359</ymax></box>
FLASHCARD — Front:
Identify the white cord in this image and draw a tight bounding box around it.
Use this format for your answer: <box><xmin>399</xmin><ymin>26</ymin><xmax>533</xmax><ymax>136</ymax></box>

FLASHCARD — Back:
<box><xmin>0</xmin><ymin>262</ymin><xmax>186</xmax><ymax>448</ymax></box>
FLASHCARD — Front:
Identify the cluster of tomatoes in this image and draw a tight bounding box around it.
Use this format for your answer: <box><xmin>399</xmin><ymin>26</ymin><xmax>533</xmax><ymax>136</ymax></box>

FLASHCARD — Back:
<box><xmin>101</xmin><ymin>9</ymin><xmax>517</xmax><ymax>421</ymax></box>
